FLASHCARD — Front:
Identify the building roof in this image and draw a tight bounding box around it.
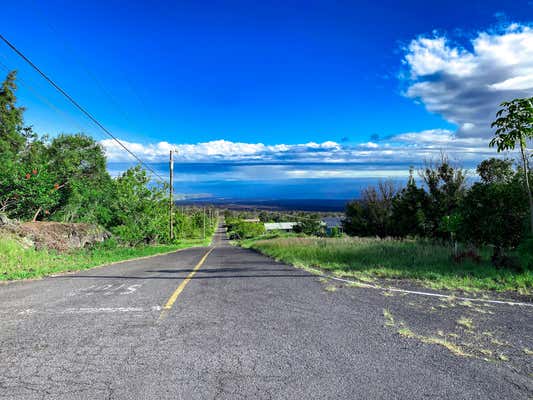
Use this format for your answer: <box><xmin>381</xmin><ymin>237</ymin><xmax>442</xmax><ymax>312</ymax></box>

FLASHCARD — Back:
<box><xmin>264</xmin><ymin>222</ymin><xmax>298</xmax><ymax>231</ymax></box>
<box><xmin>321</xmin><ymin>217</ymin><xmax>343</xmax><ymax>229</ymax></box>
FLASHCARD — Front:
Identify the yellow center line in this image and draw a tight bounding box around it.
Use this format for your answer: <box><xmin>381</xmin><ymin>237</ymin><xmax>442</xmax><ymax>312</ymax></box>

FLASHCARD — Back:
<box><xmin>159</xmin><ymin>247</ymin><xmax>215</xmax><ymax>317</ymax></box>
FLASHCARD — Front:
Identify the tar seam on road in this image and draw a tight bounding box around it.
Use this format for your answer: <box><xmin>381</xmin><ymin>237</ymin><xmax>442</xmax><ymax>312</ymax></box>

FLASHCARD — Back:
<box><xmin>159</xmin><ymin>247</ymin><xmax>215</xmax><ymax>320</ymax></box>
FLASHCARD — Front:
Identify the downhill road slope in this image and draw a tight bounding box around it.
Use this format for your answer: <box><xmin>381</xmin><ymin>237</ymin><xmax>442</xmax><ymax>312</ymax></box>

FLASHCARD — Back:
<box><xmin>0</xmin><ymin>226</ymin><xmax>531</xmax><ymax>399</ymax></box>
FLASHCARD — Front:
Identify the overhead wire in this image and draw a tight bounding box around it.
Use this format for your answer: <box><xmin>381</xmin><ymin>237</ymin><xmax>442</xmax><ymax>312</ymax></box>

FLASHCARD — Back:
<box><xmin>29</xmin><ymin>0</ymin><xmax>145</xmax><ymax>135</ymax></box>
<box><xmin>0</xmin><ymin>58</ymin><xmax>93</xmax><ymax>135</ymax></box>
<box><xmin>0</xmin><ymin>33</ymin><xmax>165</xmax><ymax>182</ymax></box>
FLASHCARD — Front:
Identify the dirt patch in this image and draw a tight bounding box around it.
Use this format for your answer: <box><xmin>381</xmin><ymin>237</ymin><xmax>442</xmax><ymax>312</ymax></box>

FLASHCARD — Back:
<box><xmin>1</xmin><ymin>220</ymin><xmax>110</xmax><ymax>251</ymax></box>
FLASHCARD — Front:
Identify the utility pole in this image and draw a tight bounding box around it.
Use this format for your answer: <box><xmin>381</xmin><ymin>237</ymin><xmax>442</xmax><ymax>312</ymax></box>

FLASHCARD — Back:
<box><xmin>203</xmin><ymin>207</ymin><xmax>206</xmax><ymax>240</ymax></box>
<box><xmin>169</xmin><ymin>150</ymin><xmax>174</xmax><ymax>241</ymax></box>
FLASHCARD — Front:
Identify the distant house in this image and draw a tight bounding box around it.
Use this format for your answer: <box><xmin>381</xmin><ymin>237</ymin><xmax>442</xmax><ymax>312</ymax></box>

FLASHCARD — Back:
<box><xmin>321</xmin><ymin>217</ymin><xmax>343</xmax><ymax>235</ymax></box>
<box><xmin>242</xmin><ymin>218</ymin><xmax>260</xmax><ymax>223</ymax></box>
<box><xmin>264</xmin><ymin>222</ymin><xmax>298</xmax><ymax>232</ymax></box>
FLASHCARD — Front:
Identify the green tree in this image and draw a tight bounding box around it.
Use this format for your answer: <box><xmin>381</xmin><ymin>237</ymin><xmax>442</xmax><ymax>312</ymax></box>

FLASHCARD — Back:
<box><xmin>0</xmin><ymin>71</ymin><xmax>25</xmax><ymax>160</ymax></box>
<box><xmin>0</xmin><ymin>71</ymin><xmax>26</xmax><ymax>214</ymax></box>
<box><xmin>47</xmin><ymin>133</ymin><xmax>107</xmax><ymax>183</ymax></box>
<box><xmin>362</xmin><ymin>181</ymin><xmax>397</xmax><ymax>237</ymax></box>
<box><xmin>293</xmin><ymin>218</ymin><xmax>323</xmax><ymax>236</ymax></box>
<box><xmin>476</xmin><ymin>158</ymin><xmax>514</xmax><ymax>184</ymax></box>
<box><xmin>420</xmin><ymin>154</ymin><xmax>466</xmax><ymax>238</ymax></box>
<box><xmin>7</xmin><ymin>165</ymin><xmax>61</xmax><ymax>221</ymax></box>
<box><xmin>391</xmin><ymin>167</ymin><xmax>429</xmax><ymax>237</ymax></box>
<box><xmin>460</xmin><ymin>181</ymin><xmax>527</xmax><ymax>260</ymax></box>
<box><xmin>258</xmin><ymin>211</ymin><xmax>269</xmax><ymax>222</ymax></box>
<box><xmin>343</xmin><ymin>181</ymin><xmax>397</xmax><ymax>237</ymax></box>
<box><xmin>46</xmin><ymin>133</ymin><xmax>112</xmax><ymax>223</ymax></box>
<box><xmin>111</xmin><ymin>166</ymin><xmax>167</xmax><ymax>245</ymax></box>
<box><xmin>489</xmin><ymin>98</ymin><xmax>533</xmax><ymax>232</ymax></box>
<box><xmin>343</xmin><ymin>200</ymin><xmax>368</xmax><ymax>236</ymax></box>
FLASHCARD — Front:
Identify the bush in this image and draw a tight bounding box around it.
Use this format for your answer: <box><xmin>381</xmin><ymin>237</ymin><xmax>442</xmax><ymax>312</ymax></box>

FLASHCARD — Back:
<box><xmin>329</xmin><ymin>226</ymin><xmax>342</xmax><ymax>237</ymax></box>
<box><xmin>226</xmin><ymin>220</ymin><xmax>265</xmax><ymax>239</ymax></box>
<box><xmin>459</xmin><ymin>181</ymin><xmax>527</xmax><ymax>255</ymax></box>
<box><xmin>293</xmin><ymin>219</ymin><xmax>323</xmax><ymax>236</ymax></box>
<box><xmin>517</xmin><ymin>237</ymin><xmax>533</xmax><ymax>270</ymax></box>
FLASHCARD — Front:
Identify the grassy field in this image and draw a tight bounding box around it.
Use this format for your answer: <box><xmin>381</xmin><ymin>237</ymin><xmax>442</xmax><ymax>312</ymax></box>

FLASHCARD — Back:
<box><xmin>241</xmin><ymin>236</ymin><xmax>533</xmax><ymax>293</ymax></box>
<box><xmin>0</xmin><ymin>234</ymin><xmax>210</xmax><ymax>281</ymax></box>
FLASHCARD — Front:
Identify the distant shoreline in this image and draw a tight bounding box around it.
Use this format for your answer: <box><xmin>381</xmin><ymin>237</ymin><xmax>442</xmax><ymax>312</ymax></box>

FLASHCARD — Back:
<box><xmin>175</xmin><ymin>198</ymin><xmax>350</xmax><ymax>212</ymax></box>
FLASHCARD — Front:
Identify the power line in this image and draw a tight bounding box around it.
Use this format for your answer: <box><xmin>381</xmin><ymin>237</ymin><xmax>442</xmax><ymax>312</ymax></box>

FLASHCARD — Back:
<box><xmin>0</xmin><ymin>59</ymin><xmax>91</xmax><ymax>134</ymax></box>
<box><xmin>0</xmin><ymin>33</ymin><xmax>164</xmax><ymax>181</ymax></box>
<box><xmin>29</xmin><ymin>0</ymin><xmax>145</xmax><ymax>135</ymax></box>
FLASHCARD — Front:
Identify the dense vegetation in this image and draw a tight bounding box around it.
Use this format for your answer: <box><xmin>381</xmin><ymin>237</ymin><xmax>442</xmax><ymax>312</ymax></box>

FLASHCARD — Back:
<box><xmin>225</xmin><ymin>217</ymin><xmax>266</xmax><ymax>239</ymax></box>
<box><xmin>0</xmin><ymin>71</ymin><xmax>217</xmax><ymax>246</ymax></box>
<box><xmin>342</xmin><ymin>155</ymin><xmax>532</xmax><ymax>271</ymax></box>
<box><xmin>343</xmin><ymin>98</ymin><xmax>533</xmax><ymax>271</ymax></box>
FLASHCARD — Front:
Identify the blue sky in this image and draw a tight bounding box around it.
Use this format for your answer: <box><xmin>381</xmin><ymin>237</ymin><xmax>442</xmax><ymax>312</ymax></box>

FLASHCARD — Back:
<box><xmin>1</xmin><ymin>1</ymin><xmax>532</xmax><ymax>199</ymax></box>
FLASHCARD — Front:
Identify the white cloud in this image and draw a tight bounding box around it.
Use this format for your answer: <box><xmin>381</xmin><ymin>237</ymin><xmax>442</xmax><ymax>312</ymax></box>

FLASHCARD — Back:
<box><xmin>403</xmin><ymin>24</ymin><xmax>533</xmax><ymax>137</ymax></box>
<box><xmin>101</xmin><ymin>129</ymin><xmax>498</xmax><ymax>167</ymax></box>
<box><xmin>101</xmin><ymin>138</ymin><xmax>342</xmax><ymax>162</ymax></box>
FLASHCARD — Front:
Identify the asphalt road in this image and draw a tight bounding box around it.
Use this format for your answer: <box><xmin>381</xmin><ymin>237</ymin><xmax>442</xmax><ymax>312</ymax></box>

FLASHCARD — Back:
<box><xmin>1</xmin><ymin>226</ymin><xmax>531</xmax><ymax>399</ymax></box>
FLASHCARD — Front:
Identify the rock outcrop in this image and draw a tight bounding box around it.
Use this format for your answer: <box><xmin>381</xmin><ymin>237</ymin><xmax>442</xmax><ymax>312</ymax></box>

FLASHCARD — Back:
<box><xmin>0</xmin><ymin>215</ymin><xmax>110</xmax><ymax>251</ymax></box>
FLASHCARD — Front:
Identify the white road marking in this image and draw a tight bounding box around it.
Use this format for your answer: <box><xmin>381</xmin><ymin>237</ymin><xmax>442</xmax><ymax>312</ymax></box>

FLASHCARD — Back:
<box><xmin>68</xmin><ymin>283</ymin><xmax>143</xmax><ymax>297</ymax></box>
<box><xmin>12</xmin><ymin>305</ymin><xmax>162</xmax><ymax>315</ymax></box>
<box><xmin>321</xmin><ymin>274</ymin><xmax>533</xmax><ymax>307</ymax></box>
<box><xmin>63</xmin><ymin>307</ymin><xmax>144</xmax><ymax>314</ymax></box>
<box><xmin>119</xmin><ymin>284</ymin><xmax>142</xmax><ymax>295</ymax></box>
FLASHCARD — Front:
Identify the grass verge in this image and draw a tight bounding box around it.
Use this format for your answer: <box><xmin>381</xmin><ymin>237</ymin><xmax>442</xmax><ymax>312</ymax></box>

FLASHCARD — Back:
<box><xmin>0</xmin><ymin>233</ymin><xmax>210</xmax><ymax>281</ymax></box>
<box><xmin>241</xmin><ymin>236</ymin><xmax>533</xmax><ymax>293</ymax></box>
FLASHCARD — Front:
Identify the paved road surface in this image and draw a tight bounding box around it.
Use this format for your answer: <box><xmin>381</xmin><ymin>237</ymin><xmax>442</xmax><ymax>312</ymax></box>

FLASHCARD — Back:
<box><xmin>1</xmin><ymin>226</ymin><xmax>531</xmax><ymax>399</ymax></box>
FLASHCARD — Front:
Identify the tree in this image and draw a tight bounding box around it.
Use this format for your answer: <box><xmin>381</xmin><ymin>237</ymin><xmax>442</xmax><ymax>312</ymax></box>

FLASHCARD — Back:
<box><xmin>258</xmin><ymin>211</ymin><xmax>269</xmax><ymax>222</ymax></box>
<box><xmin>419</xmin><ymin>154</ymin><xmax>466</xmax><ymax>238</ymax></box>
<box><xmin>293</xmin><ymin>217</ymin><xmax>323</xmax><ymax>236</ymax></box>
<box><xmin>0</xmin><ymin>71</ymin><xmax>26</xmax><ymax>215</ymax></box>
<box><xmin>0</xmin><ymin>71</ymin><xmax>57</xmax><ymax>220</ymax></box>
<box><xmin>460</xmin><ymin>181</ymin><xmax>527</xmax><ymax>259</ymax></box>
<box><xmin>476</xmin><ymin>158</ymin><xmax>514</xmax><ymax>184</ymax></box>
<box><xmin>490</xmin><ymin>98</ymin><xmax>533</xmax><ymax>232</ymax></box>
<box><xmin>47</xmin><ymin>133</ymin><xmax>107</xmax><ymax>183</ymax></box>
<box><xmin>46</xmin><ymin>134</ymin><xmax>111</xmax><ymax>223</ymax></box>
<box><xmin>343</xmin><ymin>181</ymin><xmax>397</xmax><ymax>237</ymax></box>
<box><xmin>343</xmin><ymin>200</ymin><xmax>368</xmax><ymax>236</ymax></box>
<box><xmin>110</xmin><ymin>166</ymin><xmax>167</xmax><ymax>245</ymax></box>
<box><xmin>0</xmin><ymin>71</ymin><xmax>25</xmax><ymax>160</ymax></box>
<box><xmin>391</xmin><ymin>167</ymin><xmax>429</xmax><ymax>237</ymax></box>
<box><xmin>363</xmin><ymin>181</ymin><xmax>397</xmax><ymax>237</ymax></box>
<box><xmin>13</xmin><ymin>166</ymin><xmax>61</xmax><ymax>221</ymax></box>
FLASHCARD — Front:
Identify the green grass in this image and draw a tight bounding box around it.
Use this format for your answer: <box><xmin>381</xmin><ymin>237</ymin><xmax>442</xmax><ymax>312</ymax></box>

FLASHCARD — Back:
<box><xmin>0</xmin><ymin>233</ymin><xmax>210</xmax><ymax>281</ymax></box>
<box><xmin>242</xmin><ymin>236</ymin><xmax>533</xmax><ymax>293</ymax></box>
<box><xmin>457</xmin><ymin>316</ymin><xmax>475</xmax><ymax>330</ymax></box>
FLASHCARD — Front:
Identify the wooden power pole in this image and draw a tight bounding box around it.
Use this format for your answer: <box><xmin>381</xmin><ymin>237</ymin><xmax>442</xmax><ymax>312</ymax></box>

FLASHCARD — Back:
<box><xmin>203</xmin><ymin>207</ymin><xmax>206</xmax><ymax>240</ymax></box>
<box><xmin>169</xmin><ymin>150</ymin><xmax>174</xmax><ymax>240</ymax></box>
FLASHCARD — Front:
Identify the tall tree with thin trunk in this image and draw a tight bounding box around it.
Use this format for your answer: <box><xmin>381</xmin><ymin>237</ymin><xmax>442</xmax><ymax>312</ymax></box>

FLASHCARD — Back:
<box><xmin>490</xmin><ymin>98</ymin><xmax>533</xmax><ymax>232</ymax></box>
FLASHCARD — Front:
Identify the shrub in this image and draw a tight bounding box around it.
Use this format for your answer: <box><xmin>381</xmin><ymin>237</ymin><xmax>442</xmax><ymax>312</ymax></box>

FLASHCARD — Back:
<box><xmin>459</xmin><ymin>181</ymin><xmax>527</xmax><ymax>257</ymax></box>
<box><xmin>227</xmin><ymin>220</ymin><xmax>265</xmax><ymax>239</ymax></box>
<box><xmin>517</xmin><ymin>237</ymin><xmax>533</xmax><ymax>270</ymax></box>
